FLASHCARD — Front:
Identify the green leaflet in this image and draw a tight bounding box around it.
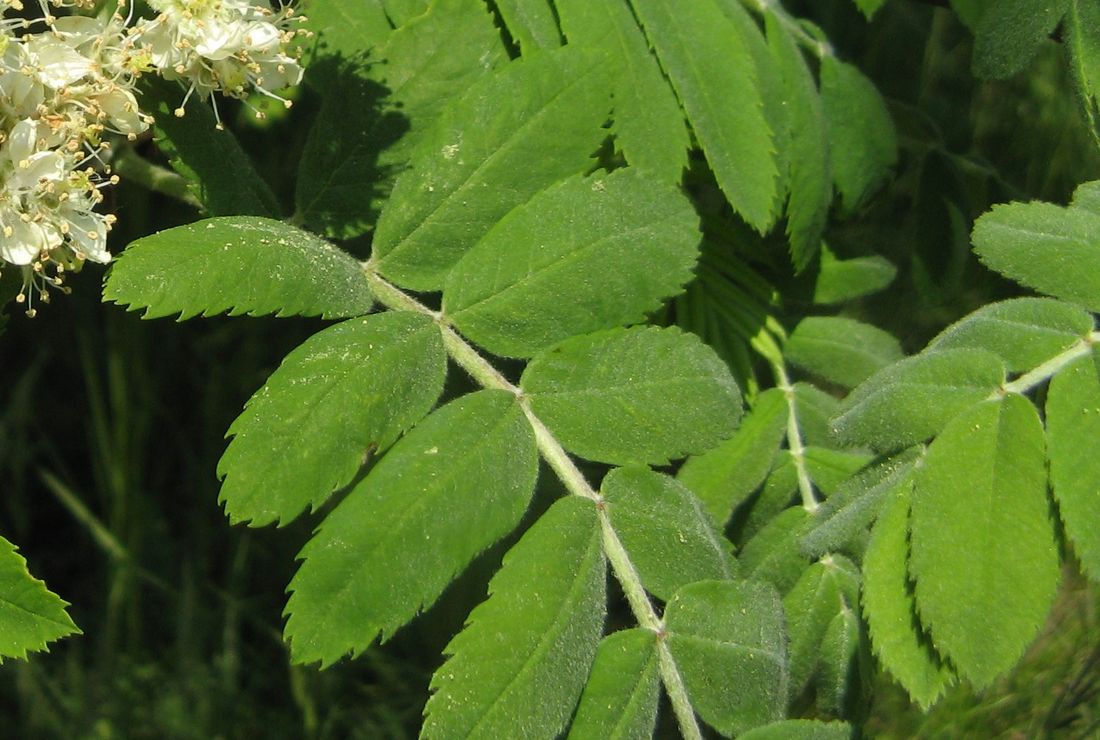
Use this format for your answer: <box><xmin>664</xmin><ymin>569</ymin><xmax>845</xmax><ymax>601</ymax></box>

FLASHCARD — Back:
<box><xmin>445</xmin><ymin>171</ymin><xmax>701</xmax><ymax>358</ymax></box>
<box><xmin>717</xmin><ymin>2</ymin><xmax>792</xmax><ymax>221</ymax></box>
<box><xmin>556</xmin><ymin>0</ymin><xmax>689</xmax><ymax>182</ymax></box>
<box><xmin>795</xmin><ymin>382</ymin><xmax>842</xmax><ymax>448</ymax></box>
<box><xmin>926</xmin><ymin>297</ymin><xmax>1094</xmax><ymax>372</ymax></box>
<box><xmin>972</xmin><ymin>0</ymin><xmax>1069</xmax><ymax>79</ymax></box>
<box><xmin>296</xmin><ymin>0</ymin><xmax>507</xmax><ymax>238</ymax></box>
<box><xmin>740</xmin><ymin>506</ymin><xmax>812</xmax><ymax>594</ymax></box>
<box><xmin>785</xmin><ymin>317</ymin><xmax>904</xmax><ymax>390</ymax></box>
<box><xmin>284</xmin><ymin>390</ymin><xmax>538</xmax><ymax>667</ymax></box>
<box><xmin>556</xmin><ymin>0</ymin><xmax>691</xmax><ymax>183</ymax></box>
<box><xmin>382</xmin><ymin>0</ymin><xmax>429</xmax><ymax>26</ymax></box>
<box><xmin>820</xmin><ymin>57</ymin><xmax>897</xmax><ymax>213</ymax></box>
<box><xmin>304</xmin><ymin>0</ymin><xmax>393</xmax><ymax>71</ymax></box>
<box><xmin>567</xmin><ymin>629</ymin><xmax>660</xmax><ymax>740</ymax></box>
<box><xmin>1047</xmin><ymin>352</ymin><xmax>1100</xmax><ymax>581</ymax></box>
<box><xmin>145</xmin><ymin>79</ymin><xmax>279</xmax><ymax>218</ymax></box>
<box><xmin>104</xmin><ymin>217</ymin><xmax>374</xmax><ymax>320</ymax></box>
<box><xmin>852</xmin><ymin>0</ymin><xmax>888</xmax><ymax>19</ymax></box>
<box><xmin>815</xmin><ymin>604</ymin><xmax>865</xmax><ymax>718</ymax></box>
<box><xmin>783</xmin><ymin>556</ymin><xmax>860</xmax><ymax>696</ymax></box>
<box><xmin>602</xmin><ymin>467</ymin><xmax>738</xmax><ymax>601</ymax></box>
<box><xmin>801</xmin><ymin>447</ymin><xmax>923</xmax><ymax>558</ymax></box>
<box><xmin>739</xmin><ymin>720</ymin><xmax>853</xmax><ymax>740</ymax></box>
<box><xmin>0</xmin><ymin>536</ymin><xmax>80</xmax><ymax>663</ymax></box>
<box><xmin>496</xmin><ymin>0</ymin><xmax>562</xmax><ymax>51</ymax></box>
<box><xmin>1066</xmin><ymin>0</ymin><xmax>1100</xmax><ymax>146</ymax></box>
<box><xmin>423</xmin><ymin>496</ymin><xmax>606</xmax><ymax>739</ymax></box>
<box><xmin>629</xmin><ymin>0</ymin><xmax>779</xmax><ymax>231</ymax></box>
<box><xmin>767</xmin><ymin>15</ymin><xmax>831</xmax><ymax>271</ymax></box>
<box><xmin>831</xmin><ymin>348</ymin><xmax>1007</xmax><ymax>451</ymax></box>
<box><xmin>806</xmin><ymin>447</ymin><xmax>875</xmax><ymax>495</ymax></box>
<box><xmin>910</xmin><ymin>395</ymin><xmax>1061</xmax><ymax>688</ymax></box>
<box><xmin>862</xmin><ymin>481</ymin><xmax>953</xmax><ymax>710</ymax></box>
<box><xmin>665</xmin><ymin>580</ymin><xmax>789</xmax><ymax>736</ymax></box>
<box><xmin>217</xmin><ymin>313</ymin><xmax>446</xmax><ymax>527</ymax></box>
<box><xmin>972</xmin><ymin>184</ymin><xmax>1100</xmax><ymax>312</ymax></box>
<box><xmin>812</xmin><ymin>246</ymin><xmax>897</xmax><ymax>305</ymax></box>
<box><xmin>678</xmin><ymin>387</ymin><xmax>789</xmax><ymax>527</ymax></box>
<box><xmin>372</xmin><ymin>46</ymin><xmax>612</xmax><ymax>290</ymax></box>
<box><xmin>521</xmin><ymin>326</ymin><xmax>740</xmax><ymax>466</ymax></box>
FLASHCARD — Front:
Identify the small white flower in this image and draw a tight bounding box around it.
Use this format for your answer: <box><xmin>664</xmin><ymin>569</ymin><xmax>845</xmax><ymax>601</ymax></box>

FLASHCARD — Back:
<box><xmin>135</xmin><ymin>0</ymin><xmax>306</xmax><ymax>122</ymax></box>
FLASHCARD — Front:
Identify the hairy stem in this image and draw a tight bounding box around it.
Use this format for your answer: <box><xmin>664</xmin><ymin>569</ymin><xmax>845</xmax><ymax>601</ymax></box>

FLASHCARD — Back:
<box><xmin>997</xmin><ymin>331</ymin><xmax>1100</xmax><ymax>398</ymax></box>
<box><xmin>753</xmin><ymin>327</ymin><xmax>819</xmax><ymax>511</ymax></box>
<box><xmin>363</xmin><ymin>265</ymin><xmax>703</xmax><ymax>736</ymax></box>
<box><xmin>775</xmin><ymin>361</ymin><xmax>819</xmax><ymax>512</ymax></box>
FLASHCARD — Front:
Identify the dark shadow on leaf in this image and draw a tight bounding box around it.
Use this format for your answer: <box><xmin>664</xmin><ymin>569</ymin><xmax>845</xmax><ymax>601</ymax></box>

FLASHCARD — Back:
<box><xmin>295</xmin><ymin>53</ymin><xmax>412</xmax><ymax>248</ymax></box>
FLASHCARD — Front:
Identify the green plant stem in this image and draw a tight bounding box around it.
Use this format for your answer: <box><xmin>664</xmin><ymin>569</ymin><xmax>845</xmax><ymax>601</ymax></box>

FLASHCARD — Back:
<box><xmin>110</xmin><ymin>144</ymin><xmax>202</xmax><ymax>209</ymax></box>
<box><xmin>363</xmin><ymin>266</ymin><xmax>703</xmax><ymax>738</ymax></box>
<box><xmin>755</xmin><ymin>326</ymin><xmax>819</xmax><ymax>512</ymax></box>
<box><xmin>775</xmin><ymin>362</ymin><xmax>819</xmax><ymax>512</ymax></box>
<box><xmin>996</xmin><ymin>332</ymin><xmax>1100</xmax><ymax>398</ymax></box>
<box><xmin>739</xmin><ymin>0</ymin><xmax>834</xmax><ymax>59</ymax></box>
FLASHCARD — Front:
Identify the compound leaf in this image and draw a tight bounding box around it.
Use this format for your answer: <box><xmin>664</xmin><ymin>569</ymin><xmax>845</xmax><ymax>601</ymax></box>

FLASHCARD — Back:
<box><xmin>910</xmin><ymin>395</ymin><xmax>1061</xmax><ymax>688</ymax></box>
<box><xmin>603</xmin><ymin>467</ymin><xmax>737</xmax><ymax>602</ymax></box>
<box><xmin>821</xmin><ymin>57</ymin><xmax>897</xmax><ymax>213</ymax></box>
<box><xmin>629</xmin><ymin>0</ymin><xmax>778</xmax><ymax>231</ymax></box>
<box><xmin>1047</xmin><ymin>351</ymin><xmax>1100</xmax><ymax>581</ymax></box>
<box><xmin>926</xmin><ymin>297</ymin><xmax>1093</xmax><ymax>372</ymax></box>
<box><xmin>557</xmin><ymin>0</ymin><xmax>690</xmax><ymax>182</ymax></box>
<box><xmin>284</xmin><ymin>390</ymin><xmax>538</xmax><ymax>667</ymax></box>
<box><xmin>423</xmin><ymin>496</ymin><xmax>606</xmax><ymax>739</ymax></box>
<box><xmin>972</xmin><ymin>190</ymin><xmax>1100</xmax><ymax>312</ymax></box>
<box><xmin>862</xmin><ymin>481</ymin><xmax>953</xmax><ymax>710</ymax></box>
<box><xmin>521</xmin><ymin>325</ymin><xmax>740</xmax><ymax>465</ymax></box>
<box><xmin>666</xmin><ymin>580</ymin><xmax>789</xmax><ymax>736</ymax></box>
<box><xmin>972</xmin><ymin>0</ymin><xmax>1069</xmax><ymax>79</ymax></box>
<box><xmin>785</xmin><ymin>317</ymin><xmax>904</xmax><ymax>390</ymax></box>
<box><xmin>832</xmin><ymin>349</ymin><xmax>1006</xmax><ymax>451</ymax></box>
<box><xmin>678</xmin><ymin>387</ymin><xmax>788</xmax><ymax>527</ymax></box>
<box><xmin>373</xmin><ymin>47</ymin><xmax>612</xmax><ymax>290</ymax></box>
<box><xmin>105</xmin><ymin>217</ymin><xmax>374</xmax><ymax>320</ymax></box>
<box><xmin>446</xmin><ymin>171</ymin><xmax>700</xmax><ymax>358</ymax></box>
<box><xmin>217</xmin><ymin>312</ymin><xmax>446</xmax><ymax>527</ymax></box>
<box><xmin>0</xmin><ymin>537</ymin><xmax>80</xmax><ymax>663</ymax></box>
<box><xmin>567</xmin><ymin>629</ymin><xmax>660</xmax><ymax>740</ymax></box>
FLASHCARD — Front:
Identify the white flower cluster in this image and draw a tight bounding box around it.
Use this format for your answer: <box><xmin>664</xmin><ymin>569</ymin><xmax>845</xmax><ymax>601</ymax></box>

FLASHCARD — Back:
<box><xmin>142</xmin><ymin>0</ymin><xmax>305</xmax><ymax>126</ymax></box>
<box><xmin>0</xmin><ymin>0</ymin><xmax>307</xmax><ymax>315</ymax></box>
